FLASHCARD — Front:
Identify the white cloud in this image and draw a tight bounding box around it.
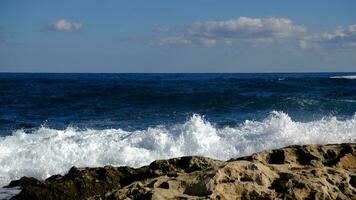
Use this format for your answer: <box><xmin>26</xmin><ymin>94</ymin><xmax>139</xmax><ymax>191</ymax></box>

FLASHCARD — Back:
<box><xmin>187</xmin><ymin>17</ymin><xmax>306</xmax><ymax>39</ymax></box>
<box><xmin>157</xmin><ymin>36</ymin><xmax>192</xmax><ymax>45</ymax></box>
<box><xmin>155</xmin><ymin>36</ymin><xmax>217</xmax><ymax>47</ymax></box>
<box><xmin>155</xmin><ymin>27</ymin><xmax>170</xmax><ymax>33</ymax></box>
<box><xmin>122</xmin><ymin>17</ymin><xmax>356</xmax><ymax>51</ymax></box>
<box><xmin>298</xmin><ymin>39</ymin><xmax>309</xmax><ymax>49</ymax></box>
<box><xmin>48</xmin><ymin>19</ymin><xmax>82</xmax><ymax>32</ymax></box>
<box><xmin>299</xmin><ymin>24</ymin><xmax>356</xmax><ymax>49</ymax></box>
<box><xmin>157</xmin><ymin>16</ymin><xmax>306</xmax><ymax>46</ymax></box>
<box><xmin>197</xmin><ymin>38</ymin><xmax>217</xmax><ymax>46</ymax></box>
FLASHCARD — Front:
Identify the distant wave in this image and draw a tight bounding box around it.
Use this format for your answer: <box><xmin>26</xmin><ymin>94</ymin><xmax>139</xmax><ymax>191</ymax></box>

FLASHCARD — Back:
<box><xmin>0</xmin><ymin>111</ymin><xmax>355</xmax><ymax>187</ymax></box>
<box><xmin>330</xmin><ymin>75</ymin><xmax>356</xmax><ymax>79</ymax></box>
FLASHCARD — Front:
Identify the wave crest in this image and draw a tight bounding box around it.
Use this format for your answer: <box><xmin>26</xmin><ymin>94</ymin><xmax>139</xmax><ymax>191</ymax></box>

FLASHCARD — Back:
<box><xmin>0</xmin><ymin>111</ymin><xmax>355</xmax><ymax>186</ymax></box>
<box><xmin>330</xmin><ymin>75</ymin><xmax>356</xmax><ymax>79</ymax></box>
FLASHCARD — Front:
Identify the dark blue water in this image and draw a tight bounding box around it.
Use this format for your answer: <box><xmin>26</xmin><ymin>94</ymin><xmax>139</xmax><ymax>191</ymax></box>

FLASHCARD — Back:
<box><xmin>1</xmin><ymin>73</ymin><xmax>356</xmax><ymax>136</ymax></box>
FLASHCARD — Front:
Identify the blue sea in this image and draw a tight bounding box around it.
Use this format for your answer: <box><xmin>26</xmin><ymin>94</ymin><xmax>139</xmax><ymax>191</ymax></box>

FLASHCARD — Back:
<box><xmin>0</xmin><ymin>73</ymin><xmax>355</xmax><ymax>187</ymax></box>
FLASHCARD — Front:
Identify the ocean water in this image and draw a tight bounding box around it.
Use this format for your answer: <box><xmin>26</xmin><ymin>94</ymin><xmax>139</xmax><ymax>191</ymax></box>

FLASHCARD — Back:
<box><xmin>0</xmin><ymin>73</ymin><xmax>356</xmax><ymax>188</ymax></box>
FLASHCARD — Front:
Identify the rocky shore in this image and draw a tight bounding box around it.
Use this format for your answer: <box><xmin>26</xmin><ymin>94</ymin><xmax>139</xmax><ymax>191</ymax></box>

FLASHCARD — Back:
<box><xmin>5</xmin><ymin>143</ymin><xmax>356</xmax><ymax>200</ymax></box>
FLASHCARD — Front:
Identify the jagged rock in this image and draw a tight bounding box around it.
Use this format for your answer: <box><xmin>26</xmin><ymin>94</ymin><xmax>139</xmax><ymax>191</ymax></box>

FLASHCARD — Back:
<box><xmin>6</xmin><ymin>143</ymin><xmax>356</xmax><ymax>200</ymax></box>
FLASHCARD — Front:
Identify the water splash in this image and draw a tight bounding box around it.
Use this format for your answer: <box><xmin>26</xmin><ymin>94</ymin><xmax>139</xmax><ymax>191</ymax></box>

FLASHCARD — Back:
<box><xmin>0</xmin><ymin>111</ymin><xmax>355</xmax><ymax>187</ymax></box>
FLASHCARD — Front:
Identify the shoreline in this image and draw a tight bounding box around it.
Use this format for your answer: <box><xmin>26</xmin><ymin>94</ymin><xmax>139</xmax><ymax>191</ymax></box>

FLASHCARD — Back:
<box><xmin>4</xmin><ymin>143</ymin><xmax>356</xmax><ymax>199</ymax></box>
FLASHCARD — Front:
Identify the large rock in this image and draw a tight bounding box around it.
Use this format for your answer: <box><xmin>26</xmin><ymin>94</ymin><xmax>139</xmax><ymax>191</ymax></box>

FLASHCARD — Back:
<box><xmin>6</xmin><ymin>143</ymin><xmax>356</xmax><ymax>200</ymax></box>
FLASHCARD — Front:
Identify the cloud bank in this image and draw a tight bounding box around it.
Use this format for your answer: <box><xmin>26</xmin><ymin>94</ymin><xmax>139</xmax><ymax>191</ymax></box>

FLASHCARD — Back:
<box><xmin>156</xmin><ymin>16</ymin><xmax>306</xmax><ymax>46</ymax></box>
<box><xmin>299</xmin><ymin>24</ymin><xmax>356</xmax><ymax>49</ymax></box>
<box><xmin>116</xmin><ymin>16</ymin><xmax>356</xmax><ymax>52</ymax></box>
<box><xmin>48</xmin><ymin>19</ymin><xmax>82</xmax><ymax>32</ymax></box>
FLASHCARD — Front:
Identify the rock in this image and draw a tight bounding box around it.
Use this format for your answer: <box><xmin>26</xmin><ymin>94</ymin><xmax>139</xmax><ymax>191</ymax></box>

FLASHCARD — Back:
<box><xmin>6</xmin><ymin>143</ymin><xmax>356</xmax><ymax>200</ymax></box>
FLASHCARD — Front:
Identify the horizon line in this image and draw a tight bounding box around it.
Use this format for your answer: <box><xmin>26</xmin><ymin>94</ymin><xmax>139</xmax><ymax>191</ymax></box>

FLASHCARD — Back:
<box><xmin>0</xmin><ymin>71</ymin><xmax>355</xmax><ymax>74</ymax></box>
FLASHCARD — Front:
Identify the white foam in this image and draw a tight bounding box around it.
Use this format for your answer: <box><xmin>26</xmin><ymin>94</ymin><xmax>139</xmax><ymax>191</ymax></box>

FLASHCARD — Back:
<box><xmin>0</xmin><ymin>111</ymin><xmax>355</xmax><ymax>187</ymax></box>
<box><xmin>0</xmin><ymin>187</ymin><xmax>21</xmax><ymax>200</ymax></box>
<box><xmin>330</xmin><ymin>75</ymin><xmax>356</xmax><ymax>79</ymax></box>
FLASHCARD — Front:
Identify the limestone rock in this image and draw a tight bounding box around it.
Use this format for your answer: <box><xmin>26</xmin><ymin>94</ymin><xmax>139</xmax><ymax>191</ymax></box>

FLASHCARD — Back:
<box><xmin>6</xmin><ymin>143</ymin><xmax>356</xmax><ymax>200</ymax></box>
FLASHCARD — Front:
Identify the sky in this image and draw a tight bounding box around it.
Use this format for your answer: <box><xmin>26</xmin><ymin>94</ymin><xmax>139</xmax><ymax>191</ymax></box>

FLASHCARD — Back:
<box><xmin>0</xmin><ymin>0</ymin><xmax>355</xmax><ymax>72</ymax></box>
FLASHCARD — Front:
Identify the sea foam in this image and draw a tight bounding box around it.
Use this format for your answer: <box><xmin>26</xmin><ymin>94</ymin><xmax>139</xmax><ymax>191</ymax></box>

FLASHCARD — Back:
<box><xmin>0</xmin><ymin>111</ymin><xmax>355</xmax><ymax>187</ymax></box>
<box><xmin>330</xmin><ymin>75</ymin><xmax>356</xmax><ymax>79</ymax></box>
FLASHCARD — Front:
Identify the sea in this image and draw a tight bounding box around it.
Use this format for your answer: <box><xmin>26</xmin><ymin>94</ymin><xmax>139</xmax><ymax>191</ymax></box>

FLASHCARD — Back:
<box><xmin>0</xmin><ymin>73</ymin><xmax>355</xmax><ymax>191</ymax></box>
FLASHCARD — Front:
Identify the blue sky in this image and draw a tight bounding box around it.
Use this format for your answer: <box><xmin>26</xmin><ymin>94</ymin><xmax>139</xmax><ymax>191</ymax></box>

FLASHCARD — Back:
<box><xmin>0</xmin><ymin>0</ymin><xmax>355</xmax><ymax>72</ymax></box>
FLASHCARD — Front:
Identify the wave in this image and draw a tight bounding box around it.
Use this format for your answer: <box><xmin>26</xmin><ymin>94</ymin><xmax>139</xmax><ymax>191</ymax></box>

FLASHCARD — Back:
<box><xmin>0</xmin><ymin>111</ymin><xmax>355</xmax><ymax>187</ymax></box>
<box><xmin>330</xmin><ymin>75</ymin><xmax>356</xmax><ymax>79</ymax></box>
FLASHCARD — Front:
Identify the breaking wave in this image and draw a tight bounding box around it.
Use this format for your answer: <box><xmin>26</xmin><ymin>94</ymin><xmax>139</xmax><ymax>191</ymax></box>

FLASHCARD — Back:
<box><xmin>330</xmin><ymin>75</ymin><xmax>356</xmax><ymax>79</ymax></box>
<box><xmin>0</xmin><ymin>111</ymin><xmax>355</xmax><ymax>187</ymax></box>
